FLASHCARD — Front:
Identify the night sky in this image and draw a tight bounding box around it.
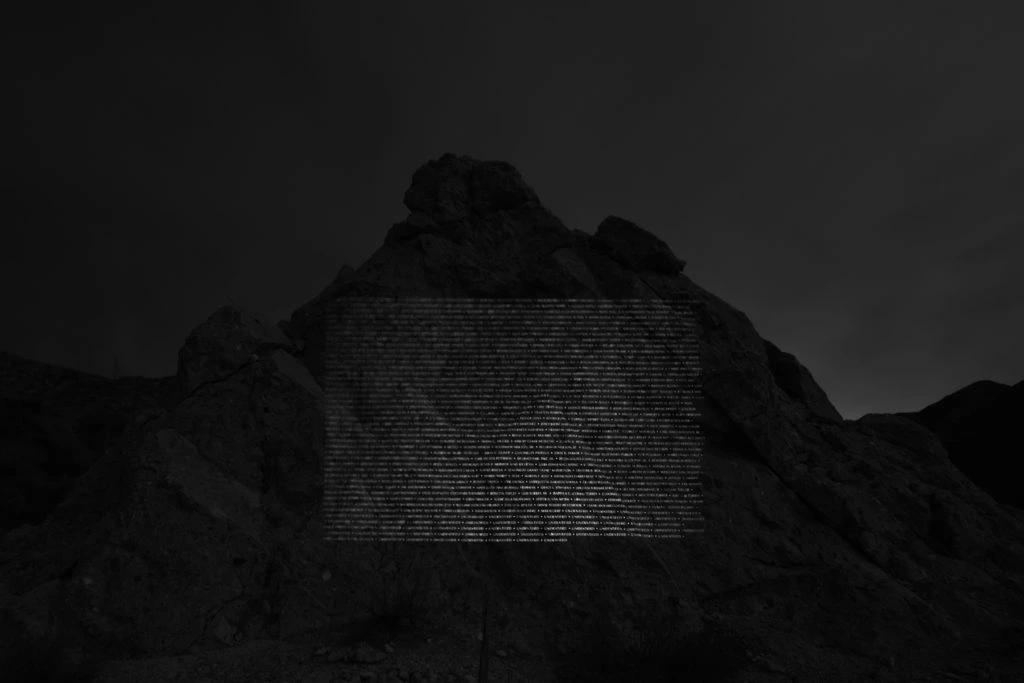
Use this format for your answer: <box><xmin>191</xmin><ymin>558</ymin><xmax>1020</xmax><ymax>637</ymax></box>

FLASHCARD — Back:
<box><xmin>8</xmin><ymin>1</ymin><xmax>1023</xmax><ymax>419</ymax></box>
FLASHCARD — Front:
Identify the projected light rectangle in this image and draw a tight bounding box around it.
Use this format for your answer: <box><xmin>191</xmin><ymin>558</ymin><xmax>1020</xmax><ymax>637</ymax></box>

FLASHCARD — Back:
<box><xmin>321</xmin><ymin>297</ymin><xmax>703</xmax><ymax>542</ymax></box>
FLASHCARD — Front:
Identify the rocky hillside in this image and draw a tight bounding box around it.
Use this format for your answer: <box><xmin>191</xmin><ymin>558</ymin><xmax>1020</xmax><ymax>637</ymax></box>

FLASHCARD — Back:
<box><xmin>902</xmin><ymin>379</ymin><xmax>1023</xmax><ymax>510</ymax></box>
<box><xmin>2</xmin><ymin>153</ymin><xmax>1023</xmax><ymax>683</ymax></box>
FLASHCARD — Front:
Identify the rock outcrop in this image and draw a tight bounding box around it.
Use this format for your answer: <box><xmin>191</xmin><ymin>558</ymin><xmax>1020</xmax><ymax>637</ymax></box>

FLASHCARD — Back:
<box><xmin>904</xmin><ymin>379</ymin><xmax>1024</xmax><ymax>510</ymax></box>
<box><xmin>0</xmin><ymin>352</ymin><xmax>181</xmax><ymax>534</ymax></box>
<box><xmin>2</xmin><ymin>153</ymin><xmax>1023</xmax><ymax>682</ymax></box>
<box><xmin>762</xmin><ymin>339</ymin><xmax>843</xmax><ymax>423</ymax></box>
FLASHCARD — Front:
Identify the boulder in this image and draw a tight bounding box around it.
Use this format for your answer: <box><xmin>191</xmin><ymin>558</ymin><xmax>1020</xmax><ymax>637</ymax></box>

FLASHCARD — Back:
<box><xmin>401</xmin><ymin>153</ymin><xmax>541</xmax><ymax>224</ymax></box>
<box><xmin>593</xmin><ymin>215</ymin><xmax>687</xmax><ymax>275</ymax></box>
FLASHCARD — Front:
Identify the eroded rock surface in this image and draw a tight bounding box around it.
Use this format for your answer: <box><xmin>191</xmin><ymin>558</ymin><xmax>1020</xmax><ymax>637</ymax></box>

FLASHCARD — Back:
<box><xmin>2</xmin><ymin>153</ymin><xmax>1023</xmax><ymax>682</ymax></box>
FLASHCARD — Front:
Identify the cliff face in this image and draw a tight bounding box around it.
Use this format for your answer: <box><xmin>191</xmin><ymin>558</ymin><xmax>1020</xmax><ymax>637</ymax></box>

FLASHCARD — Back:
<box><xmin>2</xmin><ymin>153</ymin><xmax>1023</xmax><ymax>682</ymax></box>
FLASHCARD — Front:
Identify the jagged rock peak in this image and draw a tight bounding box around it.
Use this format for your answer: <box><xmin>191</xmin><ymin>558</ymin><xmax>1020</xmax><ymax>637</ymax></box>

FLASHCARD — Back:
<box><xmin>391</xmin><ymin>154</ymin><xmax>686</xmax><ymax>280</ymax></box>
<box><xmin>402</xmin><ymin>153</ymin><xmax>542</xmax><ymax>223</ymax></box>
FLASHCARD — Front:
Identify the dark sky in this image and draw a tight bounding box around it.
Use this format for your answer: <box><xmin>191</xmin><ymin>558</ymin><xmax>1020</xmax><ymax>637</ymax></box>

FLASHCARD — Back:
<box><xmin>8</xmin><ymin>0</ymin><xmax>1023</xmax><ymax>419</ymax></box>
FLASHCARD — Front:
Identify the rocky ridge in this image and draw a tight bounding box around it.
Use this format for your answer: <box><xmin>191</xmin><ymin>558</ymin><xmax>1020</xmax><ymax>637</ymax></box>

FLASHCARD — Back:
<box><xmin>903</xmin><ymin>379</ymin><xmax>1024</xmax><ymax>510</ymax></box>
<box><xmin>1</xmin><ymin>153</ymin><xmax>1023</xmax><ymax>682</ymax></box>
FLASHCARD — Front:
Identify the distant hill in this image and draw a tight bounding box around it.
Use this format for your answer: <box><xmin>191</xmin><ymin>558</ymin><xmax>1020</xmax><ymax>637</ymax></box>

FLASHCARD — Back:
<box><xmin>903</xmin><ymin>379</ymin><xmax>1023</xmax><ymax>509</ymax></box>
